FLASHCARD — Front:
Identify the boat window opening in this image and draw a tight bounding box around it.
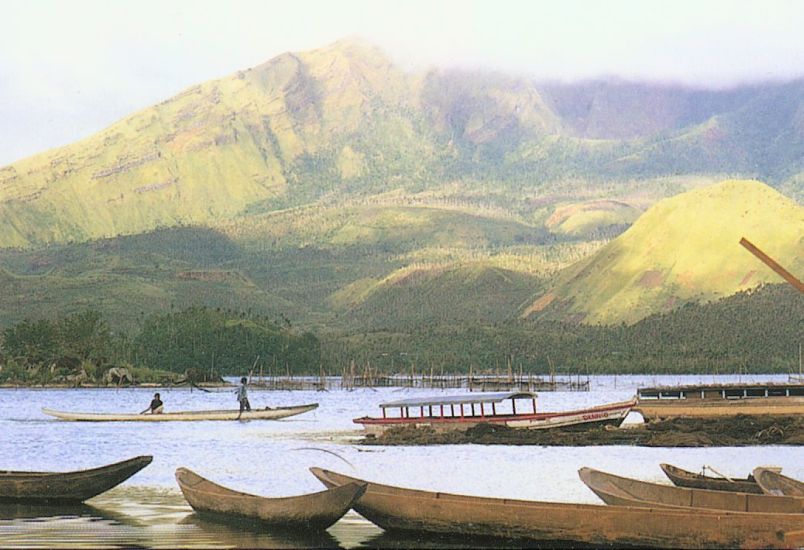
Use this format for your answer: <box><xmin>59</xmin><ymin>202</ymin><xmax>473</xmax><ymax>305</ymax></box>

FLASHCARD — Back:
<box><xmin>767</xmin><ymin>388</ymin><xmax>787</xmax><ymax>397</ymax></box>
<box><xmin>639</xmin><ymin>390</ymin><xmax>659</xmax><ymax>400</ymax></box>
<box><xmin>724</xmin><ymin>389</ymin><xmax>744</xmax><ymax>399</ymax></box>
<box><xmin>659</xmin><ymin>391</ymin><xmax>682</xmax><ymax>399</ymax></box>
<box><xmin>745</xmin><ymin>389</ymin><xmax>765</xmax><ymax>398</ymax></box>
<box><xmin>789</xmin><ymin>388</ymin><xmax>804</xmax><ymax>396</ymax></box>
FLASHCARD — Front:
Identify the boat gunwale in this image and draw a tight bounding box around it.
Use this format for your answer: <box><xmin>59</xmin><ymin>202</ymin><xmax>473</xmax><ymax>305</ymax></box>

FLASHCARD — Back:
<box><xmin>0</xmin><ymin>456</ymin><xmax>153</xmax><ymax>481</ymax></box>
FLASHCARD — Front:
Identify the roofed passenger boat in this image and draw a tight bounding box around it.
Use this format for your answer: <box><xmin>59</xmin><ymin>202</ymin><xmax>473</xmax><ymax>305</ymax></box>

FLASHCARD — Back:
<box><xmin>0</xmin><ymin>456</ymin><xmax>152</xmax><ymax>503</ymax></box>
<box><xmin>175</xmin><ymin>467</ymin><xmax>365</xmax><ymax>530</ymax></box>
<box><xmin>634</xmin><ymin>382</ymin><xmax>804</xmax><ymax>420</ymax></box>
<box><xmin>42</xmin><ymin>403</ymin><xmax>318</xmax><ymax>422</ymax></box>
<box><xmin>660</xmin><ymin>463</ymin><xmax>762</xmax><ymax>494</ymax></box>
<box><xmin>753</xmin><ymin>467</ymin><xmax>804</xmax><ymax>498</ymax></box>
<box><xmin>353</xmin><ymin>392</ymin><xmax>636</xmax><ymax>435</ymax></box>
<box><xmin>579</xmin><ymin>467</ymin><xmax>804</xmax><ymax>514</ymax></box>
<box><xmin>310</xmin><ymin>467</ymin><xmax>804</xmax><ymax>549</ymax></box>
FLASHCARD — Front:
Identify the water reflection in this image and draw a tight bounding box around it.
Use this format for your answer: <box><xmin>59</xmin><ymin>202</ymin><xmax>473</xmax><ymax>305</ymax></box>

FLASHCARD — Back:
<box><xmin>182</xmin><ymin>512</ymin><xmax>342</xmax><ymax>548</ymax></box>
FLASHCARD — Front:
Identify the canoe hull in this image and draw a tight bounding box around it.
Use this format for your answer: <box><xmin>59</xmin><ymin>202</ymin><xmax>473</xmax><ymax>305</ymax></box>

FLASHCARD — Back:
<box><xmin>0</xmin><ymin>456</ymin><xmax>152</xmax><ymax>503</ymax></box>
<box><xmin>635</xmin><ymin>396</ymin><xmax>804</xmax><ymax>420</ymax></box>
<box><xmin>356</xmin><ymin>399</ymin><xmax>635</xmax><ymax>436</ymax></box>
<box><xmin>42</xmin><ymin>403</ymin><xmax>318</xmax><ymax>422</ymax></box>
<box><xmin>660</xmin><ymin>463</ymin><xmax>761</xmax><ymax>494</ymax></box>
<box><xmin>579</xmin><ymin>467</ymin><xmax>804</xmax><ymax>513</ymax></box>
<box><xmin>753</xmin><ymin>468</ymin><xmax>804</xmax><ymax>497</ymax></box>
<box><xmin>310</xmin><ymin>468</ymin><xmax>803</xmax><ymax>549</ymax></box>
<box><xmin>175</xmin><ymin>467</ymin><xmax>365</xmax><ymax>530</ymax></box>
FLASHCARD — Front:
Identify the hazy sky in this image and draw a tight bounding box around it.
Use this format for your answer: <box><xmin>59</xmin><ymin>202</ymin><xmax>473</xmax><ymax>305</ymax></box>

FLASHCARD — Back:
<box><xmin>2</xmin><ymin>0</ymin><xmax>803</xmax><ymax>166</ymax></box>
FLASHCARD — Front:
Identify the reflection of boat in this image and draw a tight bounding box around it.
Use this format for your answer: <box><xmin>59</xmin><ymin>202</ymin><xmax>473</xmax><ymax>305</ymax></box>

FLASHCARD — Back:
<box><xmin>634</xmin><ymin>383</ymin><xmax>804</xmax><ymax>420</ymax></box>
<box><xmin>579</xmin><ymin>468</ymin><xmax>804</xmax><ymax>513</ymax></box>
<box><xmin>175</xmin><ymin>467</ymin><xmax>365</xmax><ymax>530</ymax></box>
<box><xmin>754</xmin><ymin>468</ymin><xmax>804</xmax><ymax>497</ymax></box>
<box><xmin>354</xmin><ymin>392</ymin><xmax>635</xmax><ymax>435</ymax></box>
<box><xmin>660</xmin><ymin>463</ymin><xmax>762</xmax><ymax>494</ymax></box>
<box><xmin>310</xmin><ymin>467</ymin><xmax>804</xmax><ymax>548</ymax></box>
<box><xmin>42</xmin><ymin>403</ymin><xmax>318</xmax><ymax>422</ymax></box>
<box><xmin>0</xmin><ymin>456</ymin><xmax>152</xmax><ymax>503</ymax></box>
<box><xmin>180</xmin><ymin>512</ymin><xmax>342</xmax><ymax>548</ymax></box>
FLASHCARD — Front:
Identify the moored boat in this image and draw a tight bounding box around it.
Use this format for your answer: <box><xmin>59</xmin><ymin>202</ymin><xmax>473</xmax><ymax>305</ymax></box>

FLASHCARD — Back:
<box><xmin>579</xmin><ymin>467</ymin><xmax>804</xmax><ymax>513</ymax></box>
<box><xmin>354</xmin><ymin>392</ymin><xmax>635</xmax><ymax>435</ymax></box>
<box><xmin>42</xmin><ymin>403</ymin><xmax>318</xmax><ymax>422</ymax></box>
<box><xmin>0</xmin><ymin>456</ymin><xmax>152</xmax><ymax>503</ymax></box>
<box><xmin>634</xmin><ymin>382</ymin><xmax>804</xmax><ymax>420</ymax></box>
<box><xmin>660</xmin><ymin>463</ymin><xmax>762</xmax><ymax>494</ymax></box>
<box><xmin>175</xmin><ymin>467</ymin><xmax>365</xmax><ymax>530</ymax></box>
<box><xmin>753</xmin><ymin>467</ymin><xmax>804</xmax><ymax>497</ymax></box>
<box><xmin>310</xmin><ymin>467</ymin><xmax>804</xmax><ymax>549</ymax></box>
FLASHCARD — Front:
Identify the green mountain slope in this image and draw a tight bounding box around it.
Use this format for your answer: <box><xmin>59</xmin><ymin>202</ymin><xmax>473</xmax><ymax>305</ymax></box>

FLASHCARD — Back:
<box><xmin>524</xmin><ymin>180</ymin><xmax>804</xmax><ymax>324</ymax></box>
<box><xmin>1</xmin><ymin>39</ymin><xmax>803</xmax><ymax>250</ymax></box>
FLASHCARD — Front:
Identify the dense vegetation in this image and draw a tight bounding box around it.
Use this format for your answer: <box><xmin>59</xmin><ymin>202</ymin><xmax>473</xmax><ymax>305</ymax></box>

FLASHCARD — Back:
<box><xmin>0</xmin><ymin>307</ymin><xmax>320</xmax><ymax>385</ymax></box>
<box><xmin>323</xmin><ymin>285</ymin><xmax>803</xmax><ymax>375</ymax></box>
<box><xmin>1</xmin><ymin>284</ymin><xmax>799</xmax><ymax>384</ymax></box>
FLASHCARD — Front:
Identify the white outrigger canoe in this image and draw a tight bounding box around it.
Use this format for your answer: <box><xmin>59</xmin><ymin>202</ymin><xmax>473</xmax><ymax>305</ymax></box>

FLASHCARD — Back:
<box><xmin>42</xmin><ymin>403</ymin><xmax>318</xmax><ymax>422</ymax></box>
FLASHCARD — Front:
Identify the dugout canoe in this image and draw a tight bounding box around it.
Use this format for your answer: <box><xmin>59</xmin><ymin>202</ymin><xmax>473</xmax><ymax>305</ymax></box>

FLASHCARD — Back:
<box><xmin>579</xmin><ymin>467</ymin><xmax>804</xmax><ymax>513</ymax></box>
<box><xmin>0</xmin><ymin>456</ymin><xmax>152</xmax><ymax>503</ymax></box>
<box><xmin>310</xmin><ymin>467</ymin><xmax>804</xmax><ymax>549</ymax></box>
<box><xmin>42</xmin><ymin>403</ymin><xmax>318</xmax><ymax>422</ymax></box>
<box><xmin>660</xmin><ymin>463</ymin><xmax>762</xmax><ymax>494</ymax></box>
<box><xmin>175</xmin><ymin>467</ymin><xmax>365</xmax><ymax>530</ymax></box>
<box><xmin>754</xmin><ymin>468</ymin><xmax>804</xmax><ymax>497</ymax></box>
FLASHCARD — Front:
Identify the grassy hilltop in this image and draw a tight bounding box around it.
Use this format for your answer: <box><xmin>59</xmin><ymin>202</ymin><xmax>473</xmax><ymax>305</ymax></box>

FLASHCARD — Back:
<box><xmin>524</xmin><ymin>180</ymin><xmax>804</xmax><ymax>324</ymax></box>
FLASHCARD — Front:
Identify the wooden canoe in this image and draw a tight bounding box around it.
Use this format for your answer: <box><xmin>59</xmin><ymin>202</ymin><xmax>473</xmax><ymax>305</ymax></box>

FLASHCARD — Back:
<box><xmin>310</xmin><ymin>467</ymin><xmax>804</xmax><ymax>549</ymax></box>
<box><xmin>579</xmin><ymin>467</ymin><xmax>804</xmax><ymax>513</ymax></box>
<box><xmin>42</xmin><ymin>403</ymin><xmax>318</xmax><ymax>422</ymax></box>
<box><xmin>0</xmin><ymin>456</ymin><xmax>152</xmax><ymax>503</ymax></box>
<box><xmin>660</xmin><ymin>463</ymin><xmax>762</xmax><ymax>494</ymax></box>
<box><xmin>175</xmin><ymin>467</ymin><xmax>365</xmax><ymax>530</ymax></box>
<box><xmin>753</xmin><ymin>468</ymin><xmax>804</xmax><ymax>497</ymax></box>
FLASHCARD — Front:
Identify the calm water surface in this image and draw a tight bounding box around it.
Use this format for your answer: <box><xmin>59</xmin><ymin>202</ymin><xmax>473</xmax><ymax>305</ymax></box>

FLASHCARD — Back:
<box><xmin>1</xmin><ymin>374</ymin><xmax>801</xmax><ymax>548</ymax></box>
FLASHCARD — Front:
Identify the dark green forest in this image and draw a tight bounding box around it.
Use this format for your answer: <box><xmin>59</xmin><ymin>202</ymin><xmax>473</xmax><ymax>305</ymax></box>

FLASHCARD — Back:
<box><xmin>0</xmin><ymin>284</ymin><xmax>800</xmax><ymax>384</ymax></box>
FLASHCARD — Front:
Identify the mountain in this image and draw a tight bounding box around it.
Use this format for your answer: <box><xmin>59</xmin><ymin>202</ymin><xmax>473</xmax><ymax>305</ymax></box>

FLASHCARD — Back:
<box><xmin>523</xmin><ymin>180</ymin><xmax>804</xmax><ymax>324</ymax></box>
<box><xmin>1</xmin><ymin>39</ymin><xmax>803</xmax><ymax>250</ymax></box>
<box><xmin>0</xmin><ymin>39</ymin><xmax>802</xmax><ymax>334</ymax></box>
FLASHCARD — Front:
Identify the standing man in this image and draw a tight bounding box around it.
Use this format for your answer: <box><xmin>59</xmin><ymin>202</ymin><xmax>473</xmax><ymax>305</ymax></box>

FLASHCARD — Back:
<box><xmin>236</xmin><ymin>377</ymin><xmax>251</xmax><ymax>419</ymax></box>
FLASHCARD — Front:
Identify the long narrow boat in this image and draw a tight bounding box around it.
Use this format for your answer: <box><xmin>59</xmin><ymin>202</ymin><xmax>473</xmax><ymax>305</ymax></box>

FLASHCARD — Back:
<box><xmin>175</xmin><ymin>467</ymin><xmax>365</xmax><ymax>530</ymax></box>
<box><xmin>0</xmin><ymin>456</ymin><xmax>152</xmax><ymax>503</ymax></box>
<box><xmin>579</xmin><ymin>467</ymin><xmax>804</xmax><ymax>513</ymax></box>
<box><xmin>634</xmin><ymin>382</ymin><xmax>804</xmax><ymax>420</ymax></box>
<box><xmin>42</xmin><ymin>403</ymin><xmax>318</xmax><ymax>422</ymax></box>
<box><xmin>660</xmin><ymin>463</ymin><xmax>762</xmax><ymax>494</ymax></box>
<box><xmin>354</xmin><ymin>392</ymin><xmax>635</xmax><ymax>435</ymax></box>
<box><xmin>310</xmin><ymin>467</ymin><xmax>804</xmax><ymax>549</ymax></box>
<box><xmin>753</xmin><ymin>468</ymin><xmax>804</xmax><ymax>497</ymax></box>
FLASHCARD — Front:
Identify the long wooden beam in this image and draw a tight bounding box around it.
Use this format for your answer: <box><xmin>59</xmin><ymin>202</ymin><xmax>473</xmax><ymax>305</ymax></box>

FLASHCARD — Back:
<box><xmin>739</xmin><ymin>237</ymin><xmax>804</xmax><ymax>293</ymax></box>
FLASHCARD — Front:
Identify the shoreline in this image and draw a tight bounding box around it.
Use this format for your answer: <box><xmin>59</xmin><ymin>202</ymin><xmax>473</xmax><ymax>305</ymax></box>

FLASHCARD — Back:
<box><xmin>359</xmin><ymin>415</ymin><xmax>804</xmax><ymax>447</ymax></box>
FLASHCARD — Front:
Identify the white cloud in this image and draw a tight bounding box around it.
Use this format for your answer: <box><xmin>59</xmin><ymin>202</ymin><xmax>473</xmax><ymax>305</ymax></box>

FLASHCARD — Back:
<box><xmin>1</xmin><ymin>0</ymin><xmax>803</xmax><ymax>164</ymax></box>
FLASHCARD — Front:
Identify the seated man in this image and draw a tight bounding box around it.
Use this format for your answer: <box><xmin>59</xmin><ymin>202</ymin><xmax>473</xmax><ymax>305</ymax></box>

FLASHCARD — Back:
<box><xmin>141</xmin><ymin>392</ymin><xmax>164</xmax><ymax>414</ymax></box>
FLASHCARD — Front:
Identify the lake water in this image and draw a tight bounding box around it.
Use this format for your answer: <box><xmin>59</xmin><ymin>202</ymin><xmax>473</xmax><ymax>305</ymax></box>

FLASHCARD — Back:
<box><xmin>1</xmin><ymin>374</ymin><xmax>801</xmax><ymax>548</ymax></box>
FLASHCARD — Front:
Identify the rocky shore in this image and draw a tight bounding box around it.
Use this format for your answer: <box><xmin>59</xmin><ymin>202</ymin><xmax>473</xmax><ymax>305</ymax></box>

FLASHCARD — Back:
<box><xmin>360</xmin><ymin>415</ymin><xmax>804</xmax><ymax>447</ymax></box>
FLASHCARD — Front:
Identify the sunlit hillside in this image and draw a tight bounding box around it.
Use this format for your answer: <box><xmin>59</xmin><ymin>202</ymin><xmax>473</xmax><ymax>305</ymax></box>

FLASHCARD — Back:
<box><xmin>524</xmin><ymin>180</ymin><xmax>804</xmax><ymax>324</ymax></box>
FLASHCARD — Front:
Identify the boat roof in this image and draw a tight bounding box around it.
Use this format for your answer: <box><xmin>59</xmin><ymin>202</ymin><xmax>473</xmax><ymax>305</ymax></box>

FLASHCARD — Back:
<box><xmin>638</xmin><ymin>382</ymin><xmax>804</xmax><ymax>393</ymax></box>
<box><xmin>380</xmin><ymin>392</ymin><xmax>537</xmax><ymax>408</ymax></box>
